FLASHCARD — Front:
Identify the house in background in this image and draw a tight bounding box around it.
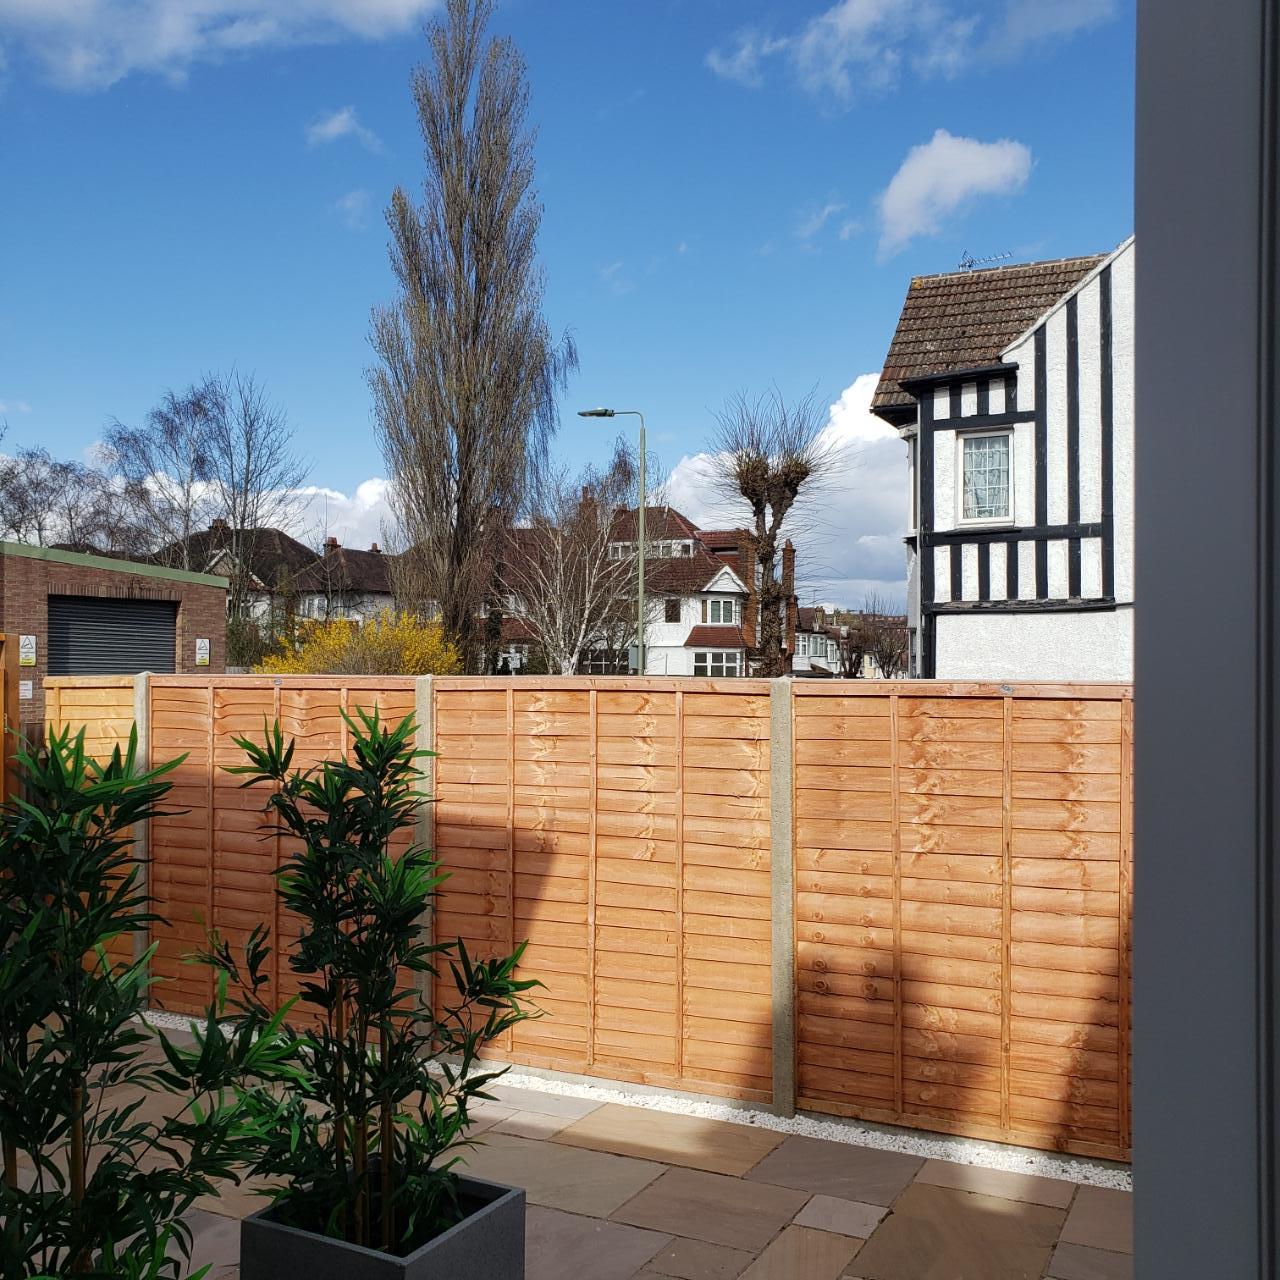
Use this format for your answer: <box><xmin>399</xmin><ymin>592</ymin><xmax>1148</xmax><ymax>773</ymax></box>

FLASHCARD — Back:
<box><xmin>792</xmin><ymin>606</ymin><xmax>841</xmax><ymax>676</ymax></box>
<box><xmin>498</xmin><ymin>505</ymin><xmax>804</xmax><ymax>677</ymax></box>
<box><xmin>161</xmin><ymin>521</ymin><xmax>397</xmax><ymax>625</ymax></box>
<box><xmin>639</xmin><ymin>510</ymin><xmax>753</xmax><ymax>677</ymax></box>
<box><xmin>872</xmin><ymin>238</ymin><xmax>1135</xmax><ymax>680</ymax></box>
<box><xmin>292</xmin><ymin>537</ymin><xmax>396</xmax><ymax>621</ymax></box>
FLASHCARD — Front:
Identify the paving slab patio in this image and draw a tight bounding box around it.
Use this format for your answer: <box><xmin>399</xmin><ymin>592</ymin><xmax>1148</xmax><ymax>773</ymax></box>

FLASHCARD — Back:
<box><xmin>96</xmin><ymin>1056</ymin><xmax>1130</xmax><ymax>1279</ymax></box>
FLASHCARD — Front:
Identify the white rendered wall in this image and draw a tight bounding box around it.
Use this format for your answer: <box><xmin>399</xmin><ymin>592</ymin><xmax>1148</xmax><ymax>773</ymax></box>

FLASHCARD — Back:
<box><xmin>934</xmin><ymin>605</ymin><xmax>1133</xmax><ymax>680</ymax></box>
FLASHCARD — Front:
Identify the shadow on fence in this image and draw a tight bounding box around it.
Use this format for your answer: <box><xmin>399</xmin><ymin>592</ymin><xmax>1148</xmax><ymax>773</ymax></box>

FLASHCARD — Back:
<box><xmin>42</xmin><ymin>673</ymin><xmax>1132</xmax><ymax>1162</ymax></box>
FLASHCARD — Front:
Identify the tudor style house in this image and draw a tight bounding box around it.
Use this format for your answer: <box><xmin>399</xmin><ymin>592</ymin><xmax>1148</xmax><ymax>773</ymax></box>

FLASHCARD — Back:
<box><xmin>872</xmin><ymin>238</ymin><xmax>1135</xmax><ymax>680</ymax></box>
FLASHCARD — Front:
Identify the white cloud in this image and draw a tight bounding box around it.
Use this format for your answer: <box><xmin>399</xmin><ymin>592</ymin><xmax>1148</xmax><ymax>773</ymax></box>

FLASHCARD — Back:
<box><xmin>704</xmin><ymin>31</ymin><xmax>780</xmax><ymax>89</ymax></box>
<box><xmin>986</xmin><ymin>0</ymin><xmax>1118</xmax><ymax>60</ymax></box>
<box><xmin>292</xmin><ymin>478</ymin><xmax>394</xmax><ymax>550</ymax></box>
<box><xmin>306</xmin><ymin>105</ymin><xmax>382</xmax><ymax>152</ymax></box>
<box><xmin>333</xmin><ymin>187</ymin><xmax>372</xmax><ymax>229</ymax></box>
<box><xmin>598</xmin><ymin>260</ymin><xmax>633</xmax><ymax>295</ymax></box>
<box><xmin>877</xmin><ymin>128</ymin><xmax>1032</xmax><ymax>257</ymax></box>
<box><xmin>706</xmin><ymin>0</ymin><xmax>1117</xmax><ymax>106</ymax></box>
<box><xmin>797</xmin><ymin>200</ymin><xmax>847</xmax><ymax>240</ymax></box>
<box><xmin>0</xmin><ymin>399</ymin><xmax>32</xmax><ymax>415</ymax></box>
<box><xmin>0</xmin><ymin>1</ymin><xmax>438</xmax><ymax>90</ymax></box>
<box><xmin>665</xmin><ymin>373</ymin><xmax>907</xmax><ymax>608</ymax></box>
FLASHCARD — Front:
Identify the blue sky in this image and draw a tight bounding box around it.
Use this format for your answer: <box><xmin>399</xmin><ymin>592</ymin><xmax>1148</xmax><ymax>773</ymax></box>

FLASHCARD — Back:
<box><xmin>0</xmin><ymin>0</ymin><xmax>1135</xmax><ymax>604</ymax></box>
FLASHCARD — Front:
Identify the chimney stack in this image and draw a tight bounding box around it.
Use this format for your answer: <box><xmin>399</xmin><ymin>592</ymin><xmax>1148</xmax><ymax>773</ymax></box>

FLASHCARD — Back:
<box><xmin>370</xmin><ymin>542</ymin><xmax>381</xmax><ymax>554</ymax></box>
<box><xmin>210</xmin><ymin>518</ymin><xmax>227</xmax><ymax>534</ymax></box>
<box><xmin>324</xmin><ymin>536</ymin><xmax>339</xmax><ymax>554</ymax></box>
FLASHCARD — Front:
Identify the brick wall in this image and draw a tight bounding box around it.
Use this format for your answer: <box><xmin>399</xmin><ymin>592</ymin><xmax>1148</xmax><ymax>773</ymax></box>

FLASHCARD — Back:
<box><xmin>0</xmin><ymin>546</ymin><xmax>227</xmax><ymax>727</ymax></box>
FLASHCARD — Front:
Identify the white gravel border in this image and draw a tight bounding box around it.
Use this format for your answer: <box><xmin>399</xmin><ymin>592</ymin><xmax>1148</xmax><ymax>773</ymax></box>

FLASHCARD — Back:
<box><xmin>140</xmin><ymin>1010</ymin><xmax>1131</xmax><ymax>1193</ymax></box>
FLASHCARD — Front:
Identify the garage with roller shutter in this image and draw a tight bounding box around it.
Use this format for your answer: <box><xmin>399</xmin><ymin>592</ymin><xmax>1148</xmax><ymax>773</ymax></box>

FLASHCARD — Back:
<box><xmin>0</xmin><ymin>541</ymin><xmax>228</xmax><ymax>727</ymax></box>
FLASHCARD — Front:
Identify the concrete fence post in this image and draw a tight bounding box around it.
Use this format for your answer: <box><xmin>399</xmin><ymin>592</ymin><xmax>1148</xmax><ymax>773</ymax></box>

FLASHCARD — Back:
<box><xmin>769</xmin><ymin>677</ymin><xmax>797</xmax><ymax>1117</ymax></box>
<box><xmin>414</xmin><ymin>675</ymin><xmax>435</xmax><ymax>1013</ymax></box>
<box><xmin>132</xmin><ymin>671</ymin><xmax>151</xmax><ymax>967</ymax></box>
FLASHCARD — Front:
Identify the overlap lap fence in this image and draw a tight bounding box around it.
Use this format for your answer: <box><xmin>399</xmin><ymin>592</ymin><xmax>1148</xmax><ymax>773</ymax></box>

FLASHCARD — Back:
<box><xmin>45</xmin><ymin>673</ymin><xmax>1131</xmax><ymax>1160</ymax></box>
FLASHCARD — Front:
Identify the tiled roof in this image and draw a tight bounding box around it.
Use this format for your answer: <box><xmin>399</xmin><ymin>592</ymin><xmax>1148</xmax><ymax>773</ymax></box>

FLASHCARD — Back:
<box><xmin>684</xmin><ymin>624</ymin><xmax>749</xmax><ymax>649</ymax></box>
<box><xmin>696</xmin><ymin>528</ymin><xmax>751</xmax><ymax>551</ymax></box>
<box><xmin>648</xmin><ymin>548</ymin><xmax>740</xmax><ymax>595</ymax></box>
<box><xmin>294</xmin><ymin>546</ymin><xmax>394</xmax><ymax>595</ymax></box>
<box><xmin>159</xmin><ymin>525</ymin><xmax>317</xmax><ymax>586</ymax></box>
<box><xmin>610</xmin><ymin>506</ymin><xmax>702</xmax><ymax>542</ymax></box>
<box><xmin>872</xmin><ymin>253</ymin><xmax>1107</xmax><ymax>417</ymax></box>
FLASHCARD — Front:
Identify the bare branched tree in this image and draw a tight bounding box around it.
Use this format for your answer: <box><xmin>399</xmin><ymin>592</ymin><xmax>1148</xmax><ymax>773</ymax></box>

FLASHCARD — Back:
<box><xmin>101</xmin><ymin>383</ymin><xmax>221</xmax><ymax>569</ymax></box>
<box><xmin>504</xmin><ymin>440</ymin><xmax>645</xmax><ymax>675</ymax></box>
<box><xmin>369</xmin><ymin>0</ymin><xmax>577</xmax><ymax>673</ymax></box>
<box><xmin>0</xmin><ymin>448</ymin><xmax>137</xmax><ymax>552</ymax></box>
<box><xmin>709</xmin><ymin>390</ymin><xmax>835</xmax><ymax>677</ymax></box>
<box><xmin>204</xmin><ymin>371</ymin><xmax>308</xmax><ymax>620</ymax></box>
<box><xmin>856</xmin><ymin>591</ymin><xmax>908</xmax><ymax>678</ymax></box>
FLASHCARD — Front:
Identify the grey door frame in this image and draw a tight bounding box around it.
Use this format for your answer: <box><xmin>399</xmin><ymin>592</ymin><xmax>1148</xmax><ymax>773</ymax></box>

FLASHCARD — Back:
<box><xmin>1135</xmin><ymin>1</ymin><xmax>1279</xmax><ymax>1275</ymax></box>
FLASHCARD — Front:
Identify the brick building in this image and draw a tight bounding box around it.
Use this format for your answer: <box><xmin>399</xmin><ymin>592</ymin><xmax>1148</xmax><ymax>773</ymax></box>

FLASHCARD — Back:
<box><xmin>0</xmin><ymin>542</ymin><xmax>228</xmax><ymax>727</ymax></box>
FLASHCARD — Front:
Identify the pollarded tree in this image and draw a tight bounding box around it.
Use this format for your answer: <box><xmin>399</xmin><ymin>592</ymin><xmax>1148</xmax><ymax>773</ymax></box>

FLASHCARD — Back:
<box><xmin>369</xmin><ymin>0</ymin><xmax>576</xmax><ymax>673</ymax></box>
<box><xmin>709</xmin><ymin>390</ymin><xmax>835</xmax><ymax>677</ymax></box>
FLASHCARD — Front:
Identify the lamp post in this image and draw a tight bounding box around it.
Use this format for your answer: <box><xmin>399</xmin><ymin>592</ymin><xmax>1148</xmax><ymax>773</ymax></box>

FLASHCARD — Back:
<box><xmin>578</xmin><ymin>407</ymin><xmax>646</xmax><ymax>674</ymax></box>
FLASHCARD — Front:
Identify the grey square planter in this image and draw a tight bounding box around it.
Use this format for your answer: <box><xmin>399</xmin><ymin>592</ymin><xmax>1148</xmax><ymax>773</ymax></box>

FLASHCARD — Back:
<box><xmin>239</xmin><ymin>1174</ymin><xmax>524</xmax><ymax>1280</ymax></box>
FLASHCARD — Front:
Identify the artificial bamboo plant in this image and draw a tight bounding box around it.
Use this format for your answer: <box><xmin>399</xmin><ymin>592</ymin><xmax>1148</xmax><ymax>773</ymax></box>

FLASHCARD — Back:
<box><xmin>0</xmin><ymin>726</ymin><xmax>299</xmax><ymax>1280</ymax></box>
<box><xmin>207</xmin><ymin>708</ymin><xmax>538</xmax><ymax>1254</ymax></box>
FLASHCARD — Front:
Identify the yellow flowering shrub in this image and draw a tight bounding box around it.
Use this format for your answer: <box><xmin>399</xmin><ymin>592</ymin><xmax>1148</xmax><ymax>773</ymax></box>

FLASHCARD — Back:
<box><xmin>256</xmin><ymin>610</ymin><xmax>462</xmax><ymax>676</ymax></box>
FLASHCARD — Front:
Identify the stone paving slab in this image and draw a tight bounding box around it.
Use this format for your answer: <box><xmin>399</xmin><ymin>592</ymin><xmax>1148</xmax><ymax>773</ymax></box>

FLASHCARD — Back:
<box><xmin>737</xmin><ymin>1224</ymin><xmax>862</xmax><ymax>1279</ymax></box>
<box><xmin>461</xmin><ymin>1131</ymin><xmax>666</xmax><ymax>1217</ymax></box>
<box><xmin>526</xmin><ymin>1206</ymin><xmax>670</xmax><ymax>1280</ymax></box>
<box><xmin>794</xmin><ymin>1193</ymin><xmax>886</xmax><ymax>1239</ymax></box>
<box><xmin>745</xmin><ymin>1135</ymin><xmax>923</xmax><ymax>1207</ymax></box>
<box><xmin>555</xmin><ymin>1102</ymin><xmax>786</xmax><ymax>1176</ymax></box>
<box><xmin>1047</xmin><ymin>1240</ymin><xmax>1134</xmax><ymax>1280</ymax></box>
<box><xmin>612</xmin><ymin>1166</ymin><xmax>810</xmax><ymax>1252</ymax></box>
<box><xmin>485</xmin><ymin>1082</ymin><xmax>604</xmax><ymax>1119</ymax></box>
<box><xmin>848</xmin><ymin>1183</ymin><xmax>1065</xmax><ymax>1280</ymax></box>
<box><xmin>635</xmin><ymin>1235</ymin><xmax>757</xmax><ymax>1279</ymax></box>
<box><xmin>1060</xmin><ymin>1186</ymin><xmax>1134</xmax><ymax>1255</ymax></box>
<box><xmin>913</xmin><ymin>1157</ymin><xmax>1077</xmax><ymax>1208</ymax></box>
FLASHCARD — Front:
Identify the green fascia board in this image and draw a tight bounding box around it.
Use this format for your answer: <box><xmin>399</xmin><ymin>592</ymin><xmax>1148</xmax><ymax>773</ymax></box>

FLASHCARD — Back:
<box><xmin>0</xmin><ymin>541</ymin><xmax>230</xmax><ymax>589</ymax></box>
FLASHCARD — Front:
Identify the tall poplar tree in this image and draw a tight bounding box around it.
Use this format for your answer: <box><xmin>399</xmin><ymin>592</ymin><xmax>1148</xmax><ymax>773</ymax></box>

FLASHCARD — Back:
<box><xmin>369</xmin><ymin>0</ymin><xmax>576</xmax><ymax>671</ymax></box>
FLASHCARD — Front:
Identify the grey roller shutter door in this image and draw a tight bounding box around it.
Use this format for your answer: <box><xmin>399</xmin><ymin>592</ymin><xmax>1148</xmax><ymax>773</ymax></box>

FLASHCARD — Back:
<box><xmin>47</xmin><ymin>595</ymin><xmax>178</xmax><ymax>675</ymax></box>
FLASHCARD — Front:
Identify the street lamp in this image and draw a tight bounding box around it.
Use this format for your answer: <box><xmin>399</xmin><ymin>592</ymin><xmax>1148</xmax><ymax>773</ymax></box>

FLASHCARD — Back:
<box><xmin>578</xmin><ymin>407</ymin><xmax>646</xmax><ymax>674</ymax></box>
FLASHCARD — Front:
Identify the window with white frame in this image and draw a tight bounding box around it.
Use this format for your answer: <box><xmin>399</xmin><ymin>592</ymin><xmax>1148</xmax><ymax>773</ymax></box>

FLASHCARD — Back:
<box><xmin>693</xmin><ymin>650</ymin><xmax>741</xmax><ymax>677</ymax></box>
<box><xmin>796</xmin><ymin>634</ymin><xmax>810</xmax><ymax>656</ymax></box>
<box><xmin>702</xmin><ymin>597</ymin><xmax>741</xmax><ymax>624</ymax></box>
<box><xmin>960</xmin><ymin>431</ymin><xmax>1012</xmax><ymax>522</ymax></box>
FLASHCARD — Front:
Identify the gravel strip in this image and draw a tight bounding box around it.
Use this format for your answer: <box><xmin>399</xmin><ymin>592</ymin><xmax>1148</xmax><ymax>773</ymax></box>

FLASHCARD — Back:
<box><xmin>138</xmin><ymin>1012</ymin><xmax>1131</xmax><ymax>1193</ymax></box>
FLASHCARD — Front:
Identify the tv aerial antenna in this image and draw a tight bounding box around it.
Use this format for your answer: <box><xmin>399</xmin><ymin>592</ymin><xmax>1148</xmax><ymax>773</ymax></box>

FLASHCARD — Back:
<box><xmin>958</xmin><ymin>249</ymin><xmax>1013</xmax><ymax>271</ymax></box>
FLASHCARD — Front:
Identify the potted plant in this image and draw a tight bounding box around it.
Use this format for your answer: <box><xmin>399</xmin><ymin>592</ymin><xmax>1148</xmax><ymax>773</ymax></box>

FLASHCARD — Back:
<box><xmin>0</xmin><ymin>726</ymin><xmax>298</xmax><ymax>1279</ymax></box>
<box><xmin>211</xmin><ymin>709</ymin><xmax>538</xmax><ymax>1280</ymax></box>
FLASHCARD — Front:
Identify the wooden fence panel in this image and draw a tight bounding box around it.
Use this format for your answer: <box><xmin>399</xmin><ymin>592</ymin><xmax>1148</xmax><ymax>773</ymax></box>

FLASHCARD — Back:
<box><xmin>45</xmin><ymin>677</ymin><xmax>135</xmax><ymax>760</ymax></box>
<box><xmin>433</xmin><ymin>678</ymin><xmax>774</xmax><ymax>1103</ymax></box>
<box><xmin>793</xmin><ymin>683</ymin><xmax>1132</xmax><ymax>1160</ymax></box>
<box><xmin>45</xmin><ymin>673</ymin><xmax>1130</xmax><ymax>1155</ymax></box>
